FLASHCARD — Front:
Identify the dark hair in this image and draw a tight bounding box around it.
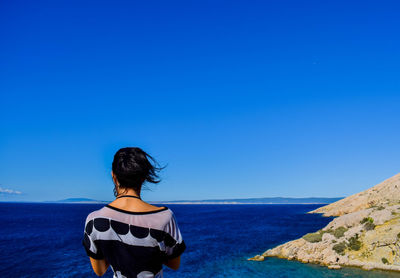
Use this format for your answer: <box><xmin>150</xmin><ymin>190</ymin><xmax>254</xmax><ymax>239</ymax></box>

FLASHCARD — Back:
<box><xmin>111</xmin><ymin>147</ymin><xmax>162</xmax><ymax>196</ymax></box>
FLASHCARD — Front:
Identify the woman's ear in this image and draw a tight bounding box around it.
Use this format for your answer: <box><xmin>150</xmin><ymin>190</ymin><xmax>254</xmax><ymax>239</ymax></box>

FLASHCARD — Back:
<box><xmin>111</xmin><ymin>171</ymin><xmax>119</xmax><ymax>186</ymax></box>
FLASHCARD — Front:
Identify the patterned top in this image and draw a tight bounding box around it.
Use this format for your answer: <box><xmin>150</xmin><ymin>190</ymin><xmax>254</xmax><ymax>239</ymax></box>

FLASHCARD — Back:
<box><xmin>82</xmin><ymin>205</ymin><xmax>186</xmax><ymax>278</ymax></box>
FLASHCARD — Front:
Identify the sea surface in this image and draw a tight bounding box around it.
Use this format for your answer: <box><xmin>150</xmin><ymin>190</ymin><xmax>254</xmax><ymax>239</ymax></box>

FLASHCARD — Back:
<box><xmin>0</xmin><ymin>203</ymin><xmax>399</xmax><ymax>278</ymax></box>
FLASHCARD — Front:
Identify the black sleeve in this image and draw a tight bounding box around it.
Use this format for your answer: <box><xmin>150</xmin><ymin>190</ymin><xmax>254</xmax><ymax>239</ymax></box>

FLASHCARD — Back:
<box><xmin>163</xmin><ymin>214</ymin><xmax>186</xmax><ymax>260</ymax></box>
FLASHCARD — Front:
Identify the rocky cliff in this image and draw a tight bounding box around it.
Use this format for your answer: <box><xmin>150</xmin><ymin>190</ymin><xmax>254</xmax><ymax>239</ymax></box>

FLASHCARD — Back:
<box><xmin>249</xmin><ymin>173</ymin><xmax>400</xmax><ymax>272</ymax></box>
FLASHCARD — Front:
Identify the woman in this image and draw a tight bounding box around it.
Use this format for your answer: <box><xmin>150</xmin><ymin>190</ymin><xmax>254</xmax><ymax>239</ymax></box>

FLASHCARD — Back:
<box><xmin>82</xmin><ymin>147</ymin><xmax>186</xmax><ymax>278</ymax></box>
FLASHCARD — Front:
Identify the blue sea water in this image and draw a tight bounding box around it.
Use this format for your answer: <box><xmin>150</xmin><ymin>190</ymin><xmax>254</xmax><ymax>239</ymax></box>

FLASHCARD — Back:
<box><xmin>0</xmin><ymin>203</ymin><xmax>399</xmax><ymax>278</ymax></box>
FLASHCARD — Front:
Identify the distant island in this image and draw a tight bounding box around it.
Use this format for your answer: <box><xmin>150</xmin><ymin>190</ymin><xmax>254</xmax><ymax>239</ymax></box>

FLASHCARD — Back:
<box><xmin>53</xmin><ymin>197</ymin><xmax>342</xmax><ymax>204</ymax></box>
<box><xmin>249</xmin><ymin>172</ymin><xmax>400</xmax><ymax>272</ymax></box>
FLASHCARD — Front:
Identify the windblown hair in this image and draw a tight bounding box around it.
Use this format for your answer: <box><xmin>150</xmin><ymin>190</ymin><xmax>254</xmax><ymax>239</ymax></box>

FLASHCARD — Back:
<box><xmin>112</xmin><ymin>147</ymin><xmax>162</xmax><ymax>196</ymax></box>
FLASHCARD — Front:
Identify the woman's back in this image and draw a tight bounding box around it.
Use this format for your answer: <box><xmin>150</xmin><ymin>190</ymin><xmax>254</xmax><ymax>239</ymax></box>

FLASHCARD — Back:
<box><xmin>82</xmin><ymin>147</ymin><xmax>185</xmax><ymax>277</ymax></box>
<box><xmin>83</xmin><ymin>198</ymin><xmax>185</xmax><ymax>278</ymax></box>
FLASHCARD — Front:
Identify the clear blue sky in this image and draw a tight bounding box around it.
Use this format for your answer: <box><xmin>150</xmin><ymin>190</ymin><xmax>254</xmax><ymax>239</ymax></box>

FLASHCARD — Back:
<box><xmin>1</xmin><ymin>0</ymin><xmax>399</xmax><ymax>202</ymax></box>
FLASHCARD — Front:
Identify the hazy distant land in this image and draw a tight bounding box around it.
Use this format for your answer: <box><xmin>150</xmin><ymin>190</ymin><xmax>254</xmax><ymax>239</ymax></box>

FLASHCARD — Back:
<box><xmin>54</xmin><ymin>197</ymin><xmax>343</xmax><ymax>204</ymax></box>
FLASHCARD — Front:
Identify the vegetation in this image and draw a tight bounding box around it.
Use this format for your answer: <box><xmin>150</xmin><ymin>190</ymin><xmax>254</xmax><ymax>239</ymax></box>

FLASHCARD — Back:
<box><xmin>303</xmin><ymin>226</ymin><xmax>349</xmax><ymax>244</ymax></box>
<box><xmin>348</xmin><ymin>234</ymin><xmax>362</xmax><ymax>251</ymax></box>
<box><xmin>360</xmin><ymin>217</ymin><xmax>374</xmax><ymax>224</ymax></box>
<box><xmin>360</xmin><ymin>217</ymin><xmax>375</xmax><ymax>230</ymax></box>
<box><xmin>361</xmin><ymin>250</ymin><xmax>372</xmax><ymax>258</ymax></box>
<box><xmin>364</xmin><ymin>221</ymin><xmax>376</xmax><ymax>231</ymax></box>
<box><xmin>332</xmin><ymin>234</ymin><xmax>362</xmax><ymax>255</ymax></box>
<box><xmin>332</xmin><ymin>226</ymin><xmax>348</xmax><ymax>238</ymax></box>
<box><xmin>381</xmin><ymin>257</ymin><xmax>389</xmax><ymax>264</ymax></box>
<box><xmin>303</xmin><ymin>231</ymin><xmax>324</xmax><ymax>243</ymax></box>
<box><xmin>397</xmin><ymin>232</ymin><xmax>400</xmax><ymax>239</ymax></box>
<box><xmin>332</xmin><ymin>242</ymin><xmax>347</xmax><ymax>255</ymax></box>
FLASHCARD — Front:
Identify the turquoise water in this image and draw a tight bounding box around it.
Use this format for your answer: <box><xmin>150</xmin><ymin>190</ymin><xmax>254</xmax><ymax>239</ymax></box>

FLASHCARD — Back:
<box><xmin>0</xmin><ymin>203</ymin><xmax>398</xmax><ymax>277</ymax></box>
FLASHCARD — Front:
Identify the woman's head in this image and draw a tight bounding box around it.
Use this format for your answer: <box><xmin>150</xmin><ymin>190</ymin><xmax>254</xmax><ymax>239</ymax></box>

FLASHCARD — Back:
<box><xmin>111</xmin><ymin>147</ymin><xmax>162</xmax><ymax>196</ymax></box>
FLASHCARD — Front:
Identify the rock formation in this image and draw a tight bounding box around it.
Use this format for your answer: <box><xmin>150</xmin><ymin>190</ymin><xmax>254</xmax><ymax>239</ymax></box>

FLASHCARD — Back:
<box><xmin>248</xmin><ymin>173</ymin><xmax>400</xmax><ymax>272</ymax></box>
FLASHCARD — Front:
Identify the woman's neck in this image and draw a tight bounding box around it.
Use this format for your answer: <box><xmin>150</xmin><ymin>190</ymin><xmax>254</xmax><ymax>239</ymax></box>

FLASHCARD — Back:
<box><xmin>116</xmin><ymin>188</ymin><xmax>141</xmax><ymax>198</ymax></box>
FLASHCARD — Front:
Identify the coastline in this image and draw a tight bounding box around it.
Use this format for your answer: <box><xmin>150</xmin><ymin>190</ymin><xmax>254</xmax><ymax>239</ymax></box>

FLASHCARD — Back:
<box><xmin>248</xmin><ymin>173</ymin><xmax>400</xmax><ymax>273</ymax></box>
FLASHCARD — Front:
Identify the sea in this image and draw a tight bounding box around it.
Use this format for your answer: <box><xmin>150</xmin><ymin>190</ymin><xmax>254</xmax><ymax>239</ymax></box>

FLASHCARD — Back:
<box><xmin>0</xmin><ymin>203</ymin><xmax>399</xmax><ymax>278</ymax></box>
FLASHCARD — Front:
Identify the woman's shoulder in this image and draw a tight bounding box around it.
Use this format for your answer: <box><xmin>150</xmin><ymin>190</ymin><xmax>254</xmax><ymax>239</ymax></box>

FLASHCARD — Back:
<box><xmin>83</xmin><ymin>205</ymin><xmax>175</xmax><ymax>235</ymax></box>
<box><xmin>85</xmin><ymin>204</ymin><xmax>174</xmax><ymax>224</ymax></box>
<box><xmin>84</xmin><ymin>206</ymin><xmax>109</xmax><ymax>223</ymax></box>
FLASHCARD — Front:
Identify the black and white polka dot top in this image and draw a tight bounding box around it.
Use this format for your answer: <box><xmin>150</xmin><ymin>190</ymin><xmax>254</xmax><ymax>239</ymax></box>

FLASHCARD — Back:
<box><xmin>82</xmin><ymin>204</ymin><xmax>186</xmax><ymax>278</ymax></box>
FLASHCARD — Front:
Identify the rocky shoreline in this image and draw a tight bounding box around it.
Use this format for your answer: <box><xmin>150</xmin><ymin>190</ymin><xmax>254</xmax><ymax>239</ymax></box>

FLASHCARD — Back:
<box><xmin>249</xmin><ymin>173</ymin><xmax>400</xmax><ymax>272</ymax></box>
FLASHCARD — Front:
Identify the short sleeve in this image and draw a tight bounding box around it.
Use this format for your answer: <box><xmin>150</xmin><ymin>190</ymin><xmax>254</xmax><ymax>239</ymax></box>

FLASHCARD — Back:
<box><xmin>82</xmin><ymin>217</ymin><xmax>104</xmax><ymax>260</ymax></box>
<box><xmin>163</xmin><ymin>213</ymin><xmax>186</xmax><ymax>260</ymax></box>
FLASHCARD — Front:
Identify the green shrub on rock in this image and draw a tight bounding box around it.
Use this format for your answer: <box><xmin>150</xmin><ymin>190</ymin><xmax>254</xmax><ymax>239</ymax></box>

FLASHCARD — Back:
<box><xmin>360</xmin><ymin>217</ymin><xmax>374</xmax><ymax>224</ymax></box>
<box><xmin>382</xmin><ymin>257</ymin><xmax>389</xmax><ymax>264</ymax></box>
<box><xmin>364</xmin><ymin>221</ymin><xmax>376</xmax><ymax>231</ymax></box>
<box><xmin>333</xmin><ymin>226</ymin><xmax>348</xmax><ymax>238</ymax></box>
<box><xmin>333</xmin><ymin>242</ymin><xmax>347</xmax><ymax>255</ymax></box>
<box><xmin>303</xmin><ymin>231</ymin><xmax>323</xmax><ymax>243</ymax></box>
<box><xmin>348</xmin><ymin>234</ymin><xmax>362</xmax><ymax>251</ymax></box>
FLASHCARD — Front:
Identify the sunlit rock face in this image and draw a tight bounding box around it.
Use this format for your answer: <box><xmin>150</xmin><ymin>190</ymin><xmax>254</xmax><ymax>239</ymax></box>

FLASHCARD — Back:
<box><xmin>309</xmin><ymin>173</ymin><xmax>400</xmax><ymax>217</ymax></box>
